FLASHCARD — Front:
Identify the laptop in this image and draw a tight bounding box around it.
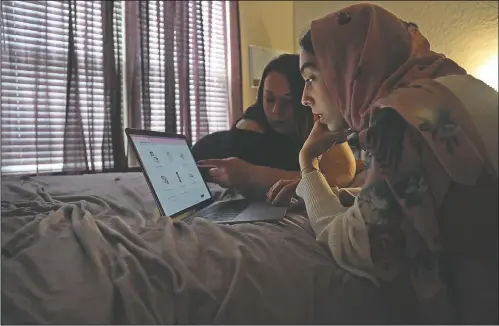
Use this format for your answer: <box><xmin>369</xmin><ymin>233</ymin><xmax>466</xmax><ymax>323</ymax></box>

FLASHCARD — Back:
<box><xmin>125</xmin><ymin>128</ymin><xmax>287</xmax><ymax>224</ymax></box>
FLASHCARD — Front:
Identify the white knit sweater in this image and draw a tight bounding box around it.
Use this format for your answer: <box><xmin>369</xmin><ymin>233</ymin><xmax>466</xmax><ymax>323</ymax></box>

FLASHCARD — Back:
<box><xmin>296</xmin><ymin>170</ymin><xmax>379</xmax><ymax>286</ymax></box>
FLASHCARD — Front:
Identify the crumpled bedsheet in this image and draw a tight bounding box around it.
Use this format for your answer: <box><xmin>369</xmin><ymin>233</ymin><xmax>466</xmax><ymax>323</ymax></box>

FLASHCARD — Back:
<box><xmin>1</xmin><ymin>173</ymin><xmax>384</xmax><ymax>324</ymax></box>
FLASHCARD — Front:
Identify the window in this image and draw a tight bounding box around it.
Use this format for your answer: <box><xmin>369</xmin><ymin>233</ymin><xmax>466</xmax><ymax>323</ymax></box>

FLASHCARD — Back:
<box><xmin>1</xmin><ymin>0</ymin><xmax>232</xmax><ymax>175</ymax></box>
<box><xmin>135</xmin><ymin>0</ymin><xmax>230</xmax><ymax>143</ymax></box>
<box><xmin>1</xmin><ymin>0</ymin><xmax>122</xmax><ymax>174</ymax></box>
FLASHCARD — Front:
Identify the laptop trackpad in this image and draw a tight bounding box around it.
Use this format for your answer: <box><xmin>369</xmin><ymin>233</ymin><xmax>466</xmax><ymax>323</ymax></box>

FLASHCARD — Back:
<box><xmin>231</xmin><ymin>201</ymin><xmax>286</xmax><ymax>223</ymax></box>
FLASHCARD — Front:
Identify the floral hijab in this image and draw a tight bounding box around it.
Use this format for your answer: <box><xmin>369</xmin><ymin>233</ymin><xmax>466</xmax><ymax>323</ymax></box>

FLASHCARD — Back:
<box><xmin>310</xmin><ymin>3</ymin><xmax>496</xmax><ymax>323</ymax></box>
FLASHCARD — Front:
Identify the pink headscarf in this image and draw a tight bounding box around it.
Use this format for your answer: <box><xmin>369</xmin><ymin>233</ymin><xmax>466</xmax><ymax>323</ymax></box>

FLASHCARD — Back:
<box><xmin>309</xmin><ymin>3</ymin><xmax>496</xmax><ymax>323</ymax></box>
<box><xmin>310</xmin><ymin>3</ymin><xmax>466</xmax><ymax>131</ymax></box>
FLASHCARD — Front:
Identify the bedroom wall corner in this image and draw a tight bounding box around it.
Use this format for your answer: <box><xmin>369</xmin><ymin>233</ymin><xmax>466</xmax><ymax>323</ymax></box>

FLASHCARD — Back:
<box><xmin>238</xmin><ymin>1</ymin><xmax>295</xmax><ymax>111</ymax></box>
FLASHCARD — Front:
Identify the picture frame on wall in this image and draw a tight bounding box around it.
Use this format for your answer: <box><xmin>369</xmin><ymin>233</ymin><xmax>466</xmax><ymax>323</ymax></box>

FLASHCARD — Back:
<box><xmin>248</xmin><ymin>45</ymin><xmax>285</xmax><ymax>88</ymax></box>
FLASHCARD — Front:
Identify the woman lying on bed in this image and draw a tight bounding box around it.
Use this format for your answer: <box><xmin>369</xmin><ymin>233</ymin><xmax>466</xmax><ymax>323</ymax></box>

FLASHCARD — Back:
<box><xmin>193</xmin><ymin>54</ymin><xmax>356</xmax><ymax>200</ymax></box>
<box><xmin>269</xmin><ymin>3</ymin><xmax>498</xmax><ymax>324</ymax></box>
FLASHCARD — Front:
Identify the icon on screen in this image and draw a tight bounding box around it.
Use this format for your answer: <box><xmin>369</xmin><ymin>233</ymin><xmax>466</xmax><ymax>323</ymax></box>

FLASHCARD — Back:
<box><xmin>176</xmin><ymin>171</ymin><xmax>182</xmax><ymax>183</ymax></box>
<box><xmin>161</xmin><ymin>176</ymin><xmax>169</xmax><ymax>184</ymax></box>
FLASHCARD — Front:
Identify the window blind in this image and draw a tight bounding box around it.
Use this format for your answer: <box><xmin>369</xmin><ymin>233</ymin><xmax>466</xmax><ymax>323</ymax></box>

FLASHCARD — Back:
<box><xmin>139</xmin><ymin>0</ymin><xmax>230</xmax><ymax>143</ymax></box>
<box><xmin>0</xmin><ymin>0</ymin><xmax>122</xmax><ymax>174</ymax></box>
<box><xmin>1</xmin><ymin>0</ymin><xmax>231</xmax><ymax>174</ymax></box>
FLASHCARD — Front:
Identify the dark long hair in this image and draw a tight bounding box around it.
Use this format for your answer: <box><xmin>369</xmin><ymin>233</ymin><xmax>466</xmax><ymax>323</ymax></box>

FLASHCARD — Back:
<box><xmin>243</xmin><ymin>53</ymin><xmax>313</xmax><ymax>141</ymax></box>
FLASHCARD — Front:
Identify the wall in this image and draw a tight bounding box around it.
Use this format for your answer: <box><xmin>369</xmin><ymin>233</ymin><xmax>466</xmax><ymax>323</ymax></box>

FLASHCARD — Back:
<box><xmin>239</xmin><ymin>1</ymin><xmax>295</xmax><ymax>110</ymax></box>
<box><xmin>293</xmin><ymin>1</ymin><xmax>498</xmax><ymax>90</ymax></box>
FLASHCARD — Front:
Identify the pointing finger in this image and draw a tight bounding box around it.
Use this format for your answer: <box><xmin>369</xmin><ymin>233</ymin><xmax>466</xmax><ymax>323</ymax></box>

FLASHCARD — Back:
<box><xmin>197</xmin><ymin>159</ymin><xmax>226</xmax><ymax>168</ymax></box>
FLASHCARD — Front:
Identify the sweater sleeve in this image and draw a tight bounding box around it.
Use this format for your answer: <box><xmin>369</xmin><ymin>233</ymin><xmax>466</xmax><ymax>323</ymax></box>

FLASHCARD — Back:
<box><xmin>295</xmin><ymin>170</ymin><xmax>379</xmax><ymax>286</ymax></box>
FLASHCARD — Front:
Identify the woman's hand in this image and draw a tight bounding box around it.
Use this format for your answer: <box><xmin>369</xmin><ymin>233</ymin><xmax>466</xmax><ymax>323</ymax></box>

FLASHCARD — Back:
<box><xmin>266</xmin><ymin>178</ymin><xmax>300</xmax><ymax>206</ymax></box>
<box><xmin>197</xmin><ymin>157</ymin><xmax>252</xmax><ymax>188</ymax></box>
<box><xmin>300</xmin><ymin>121</ymin><xmax>351</xmax><ymax>164</ymax></box>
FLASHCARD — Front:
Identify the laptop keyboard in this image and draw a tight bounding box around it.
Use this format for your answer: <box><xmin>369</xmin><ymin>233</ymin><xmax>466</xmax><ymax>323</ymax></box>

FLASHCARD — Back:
<box><xmin>185</xmin><ymin>200</ymin><xmax>249</xmax><ymax>223</ymax></box>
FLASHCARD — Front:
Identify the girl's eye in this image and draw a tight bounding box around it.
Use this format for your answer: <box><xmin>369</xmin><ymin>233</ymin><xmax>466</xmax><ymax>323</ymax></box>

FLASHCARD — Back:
<box><xmin>265</xmin><ymin>97</ymin><xmax>275</xmax><ymax>103</ymax></box>
<box><xmin>305</xmin><ymin>78</ymin><xmax>313</xmax><ymax>85</ymax></box>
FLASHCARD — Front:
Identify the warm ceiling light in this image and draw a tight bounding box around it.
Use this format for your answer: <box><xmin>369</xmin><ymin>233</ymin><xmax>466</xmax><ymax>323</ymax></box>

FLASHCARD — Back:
<box><xmin>475</xmin><ymin>55</ymin><xmax>498</xmax><ymax>91</ymax></box>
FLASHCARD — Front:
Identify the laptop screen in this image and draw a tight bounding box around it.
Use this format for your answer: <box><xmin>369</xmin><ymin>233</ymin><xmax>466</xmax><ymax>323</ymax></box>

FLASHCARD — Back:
<box><xmin>128</xmin><ymin>134</ymin><xmax>212</xmax><ymax>217</ymax></box>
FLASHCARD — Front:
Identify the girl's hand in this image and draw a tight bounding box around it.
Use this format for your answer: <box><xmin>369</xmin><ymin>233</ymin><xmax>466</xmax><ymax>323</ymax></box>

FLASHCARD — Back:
<box><xmin>197</xmin><ymin>157</ymin><xmax>252</xmax><ymax>188</ymax></box>
<box><xmin>300</xmin><ymin>121</ymin><xmax>351</xmax><ymax>162</ymax></box>
<box><xmin>266</xmin><ymin>178</ymin><xmax>300</xmax><ymax>206</ymax></box>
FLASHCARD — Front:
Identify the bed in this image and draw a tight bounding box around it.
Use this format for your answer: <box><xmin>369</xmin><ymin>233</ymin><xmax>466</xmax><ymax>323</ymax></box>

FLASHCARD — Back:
<box><xmin>1</xmin><ymin>172</ymin><xmax>385</xmax><ymax>324</ymax></box>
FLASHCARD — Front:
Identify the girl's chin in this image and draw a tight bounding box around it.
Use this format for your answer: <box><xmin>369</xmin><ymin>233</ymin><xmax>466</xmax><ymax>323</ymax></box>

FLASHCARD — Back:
<box><xmin>326</xmin><ymin>123</ymin><xmax>341</xmax><ymax>132</ymax></box>
<box><xmin>272</xmin><ymin>124</ymin><xmax>292</xmax><ymax>134</ymax></box>
<box><xmin>326</xmin><ymin>120</ymin><xmax>349</xmax><ymax>132</ymax></box>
